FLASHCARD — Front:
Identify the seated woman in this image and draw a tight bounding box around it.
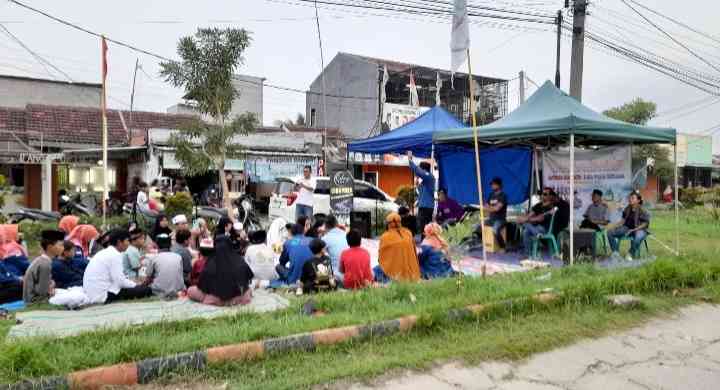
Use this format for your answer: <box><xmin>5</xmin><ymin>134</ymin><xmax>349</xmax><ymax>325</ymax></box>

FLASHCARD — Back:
<box><xmin>151</xmin><ymin>214</ymin><xmax>172</xmax><ymax>243</ymax></box>
<box><xmin>1</xmin><ymin>224</ymin><xmax>30</xmax><ymax>277</ymax></box>
<box><xmin>67</xmin><ymin>225</ymin><xmax>100</xmax><ymax>260</ymax></box>
<box><xmin>187</xmin><ymin>236</ymin><xmax>254</xmax><ymax>306</ymax></box>
<box><xmin>436</xmin><ymin>189</ymin><xmax>464</xmax><ymax>226</ymax></box>
<box><xmin>608</xmin><ymin>191</ymin><xmax>651</xmax><ymax>261</ymax></box>
<box><xmin>245</xmin><ymin>230</ymin><xmax>278</xmax><ymax>288</ymax></box>
<box><xmin>418</xmin><ymin>223</ymin><xmax>455</xmax><ymax>279</ymax></box>
<box><xmin>0</xmin><ymin>260</ymin><xmax>23</xmax><ymax>304</ymax></box>
<box><xmin>190</xmin><ymin>238</ymin><xmax>214</xmax><ymax>286</ymax></box>
<box><xmin>58</xmin><ymin>215</ymin><xmax>79</xmax><ymax>236</ymax></box>
<box><xmin>374</xmin><ymin>213</ymin><xmax>420</xmax><ymax>283</ymax></box>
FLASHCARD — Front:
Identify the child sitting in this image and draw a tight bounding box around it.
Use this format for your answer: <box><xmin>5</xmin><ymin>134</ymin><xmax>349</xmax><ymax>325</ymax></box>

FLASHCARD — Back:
<box><xmin>339</xmin><ymin>229</ymin><xmax>373</xmax><ymax>289</ymax></box>
<box><xmin>300</xmin><ymin>238</ymin><xmax>337</xmax><ymax>294</ymax></box>
<box><xmin>51</xmin><ymin>241</ymin><xmax>88</xmax><ymax>289</ymax></box>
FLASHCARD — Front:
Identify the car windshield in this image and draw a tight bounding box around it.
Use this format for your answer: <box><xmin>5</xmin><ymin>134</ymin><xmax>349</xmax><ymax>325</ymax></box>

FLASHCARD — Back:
<box><xmin>275</xmin><ymin>180</ymin><xmax>296</xmax><ymax>194</ymax></box>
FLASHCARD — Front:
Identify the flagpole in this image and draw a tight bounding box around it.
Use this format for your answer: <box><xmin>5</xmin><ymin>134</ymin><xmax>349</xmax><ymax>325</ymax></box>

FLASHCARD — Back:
<box><xmin>101</xmin><ymin>36</ymin><xmax>108</xmax><ymax>227</ymax></box>
<box><xmin>466</xmin><ymin>49</ymin><xmax>488</xmax><ymax>263</ymax></box>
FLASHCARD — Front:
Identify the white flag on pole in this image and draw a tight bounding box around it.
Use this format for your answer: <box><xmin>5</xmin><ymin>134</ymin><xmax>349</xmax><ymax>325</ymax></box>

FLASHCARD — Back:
<box><xmin>435</xmin><ymin>72</ymin><xmax>442</xmax><ymax>106</ymax></box>
<box><xmin>409</xmin><ymin>70</ymin><xmax>419</xmax><ymax>107</ymax></box>
<box><xmin>450</xmin><ymin>0</ymin><xmax>470</xmax><ymax>74</ymax></box>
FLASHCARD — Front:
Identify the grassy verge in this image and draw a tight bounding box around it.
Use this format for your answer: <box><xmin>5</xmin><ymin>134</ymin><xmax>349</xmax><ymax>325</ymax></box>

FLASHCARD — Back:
<box><xmin>0</xmin><ymin>211</ymin><xmax>717</xmax><ymax>385</ymax></box>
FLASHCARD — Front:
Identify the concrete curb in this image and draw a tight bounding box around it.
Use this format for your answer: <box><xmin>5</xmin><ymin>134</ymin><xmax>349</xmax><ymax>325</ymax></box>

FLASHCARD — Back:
<box><xmin>5</xmin><ymin>292</ymin><xmax>559</xmax><ymax>390</ymax></box>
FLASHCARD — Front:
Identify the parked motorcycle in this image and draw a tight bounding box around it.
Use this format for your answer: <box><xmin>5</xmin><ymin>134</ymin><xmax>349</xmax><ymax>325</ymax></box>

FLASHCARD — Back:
<box><xmin>8</xmin><ymin>207</ymin><xmax>61</xmax><ymax>223</ymax></box>
<box><xmin>194</xmin><ymin>193</ymin><xmax>262</xmax><ymax>232</ymax></box>
<box><xmin>59</xmin><ymin>193</ymin><xmax>94</xmax><ymax>216</ymax></box>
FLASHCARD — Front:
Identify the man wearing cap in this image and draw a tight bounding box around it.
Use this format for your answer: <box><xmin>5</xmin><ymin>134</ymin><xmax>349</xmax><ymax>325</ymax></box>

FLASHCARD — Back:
<box><xmin>84</xmin><ymin>230</ymin><xmax>152</xmax><ymax>304</ymax></box>
<box><xmin>145</xmin><ymin>233</ymin><xmax>185</xmax><ymax>298</ymax></box>
<box><xmin>172</xmin><ymin>214</ymin><xmax>189</xmax><ymax>232</ymax></box>
<box><xmin>23</xmin><ymin>230</ymin><xmax>65</xmax><ymax>304</ymax></box>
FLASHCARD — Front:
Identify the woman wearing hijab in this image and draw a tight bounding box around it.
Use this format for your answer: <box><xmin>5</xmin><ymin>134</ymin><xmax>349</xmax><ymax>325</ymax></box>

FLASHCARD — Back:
<box><xmin>418</xmin><ymin>223</ymin><xmax>455</xmax><ymax>279</ymax></box>
<box><xmin>1</xmin><ymin>224</ymin><xmax>29</xmax><ymax>277</ymax></box>
<box><xmin>375</xmin><ymin>213</ymin><xmax>420</xmax><ymax>283</ymax></box>
<box><xmin>151</xmin><ymin>214</ymin><xmax>172</xmax><ymax>242</ymax></box>
<box><xmin>187</xmin><ymin>235</ymin><xmax>254</xmax><ymax>306</ymax></box>
<box><xmin>214</xmin><ymin>217</ymin><xmax>233</xmax><ymax>238</ymax></box>
<box><xmin>58</xmin><ymin>215</ymin><xmax>80</xmax><ymax>236</ymax></box>
<box><xmin>67</xmin><ymin>225</ymin><xmax>99</xmax><ymax>259</ymax></box>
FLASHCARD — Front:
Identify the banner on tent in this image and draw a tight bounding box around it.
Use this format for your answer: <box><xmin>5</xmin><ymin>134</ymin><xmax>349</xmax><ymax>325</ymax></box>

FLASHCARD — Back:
<box><xmin>381</xmin><ymin>103</ymin><xmax>430</xmax><ymax>132</ymax></box>
<box><xmin>542</xmin><ymin>146</ymin><xmax>632</xmax><ymax>224</ymax></box>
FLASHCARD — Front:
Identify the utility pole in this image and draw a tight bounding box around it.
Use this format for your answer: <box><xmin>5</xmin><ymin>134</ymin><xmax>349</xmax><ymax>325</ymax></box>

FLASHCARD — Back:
<box><xmin>555</xmin><ymin>9</ymin><xmax>563</xmax><ymax>88</ymax></box>
<box><xmin>129</xmin><ymin>59</ymin><xmax>139</xmax><ymax>134</ymax></box>
<box><xmin>569</xmin><ymin>0</ymin><xmax>587</xmax><ymax>101</ymax></box>
<box><xmin>519</xmin><ymin>70</ymin><xmax>526</xmax><ymax>104</ymax></box>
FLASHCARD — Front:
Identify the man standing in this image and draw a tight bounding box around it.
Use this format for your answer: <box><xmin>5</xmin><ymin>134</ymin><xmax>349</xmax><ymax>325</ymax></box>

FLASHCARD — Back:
<box><xmin>580</xmin><ymin>189</ymin><xmax>609</xmax><ymax>231</ymax></box>
<box><xmin>295</xmin><ymin>165</ymin><xmax>316</xmax><ymax>221</ymax></box>
<box><xmin>23</xmin><ymin>230</ymin><xmax>65</xmax><ymax>304</ymax></box>
<box><xmin>84</xmin><ymin>230</ymin><xmax>152</xmax><ymax>304</ymax></box>
<box><xmin>407</xmin><ymin>151</ymin><xmax>435</xmax><ymax>236</ymax></box>
<box><xmin>484</xmin><ymin>177</ymin><xmax>508</xmax><ymax>249</ymax></box>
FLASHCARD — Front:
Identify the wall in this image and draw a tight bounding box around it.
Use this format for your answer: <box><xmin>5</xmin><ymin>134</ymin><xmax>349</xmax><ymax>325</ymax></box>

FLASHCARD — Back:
<box><xmin>306</xmin><ymin>54</ymin><xmax>379</xmax><ymax>139</ymax></box>
<box><xmin>363</xmin><ymin>164</ymin><xmax>412</xmax><ymax>197</ymax></box>
<box><xmin>0</xmin><ymin>77</ymin><xmax>101</xmax><ymax>108</ymax></box>
<box><xmin>231</xmin><ymin>75</ymin><xmax>264</xmax><ymax>124</ymax></box>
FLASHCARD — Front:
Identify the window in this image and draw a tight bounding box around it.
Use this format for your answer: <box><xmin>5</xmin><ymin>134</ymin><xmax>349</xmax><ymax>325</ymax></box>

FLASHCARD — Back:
<box><xmin>314</xmin><ymin>179</ymin><xmax>330</xmax><ymax>195</ymax></box>
<box><xmin>67</xmin><ymin>165</ymin><xmax>117</xmax><ymax>193</ymax></box>
<box><xmin>354</xmin><ymin>182</ymin><xmax>385</xmax><ymax>201</ymax></box>
<box><xmin>363</xmin><ymin>171</ymin><xmax>378</xmax><ymax>187</ymax></box>
<box><xmin>310</xmin><ymin>108</ymin><xmax>316</xmax><ymax>127</ymax></box>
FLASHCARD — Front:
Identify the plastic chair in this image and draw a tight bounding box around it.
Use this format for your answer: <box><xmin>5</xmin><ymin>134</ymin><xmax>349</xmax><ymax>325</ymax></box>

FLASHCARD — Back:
<box><xmin>595</xmin><ymin>228</ymin><xmax>609</xmax><ymax>256</ymax></box>
<box><xmin>617</xmin><ymin>231</ymin><xmax>651</xmax><ymax>258</ymax></box>
<box><xmin>530</xmin><ymin>211</ymin><xmax>559</xmax><ymax>259</ymax></box>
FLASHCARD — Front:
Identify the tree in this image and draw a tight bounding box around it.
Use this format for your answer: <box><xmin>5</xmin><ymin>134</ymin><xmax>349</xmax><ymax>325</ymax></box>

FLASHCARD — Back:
<box><xmin>603</xmin><ymin>98</ymin><xmax>673</xmax><ymax>184</ymax></box>
<box><xmin>160</xmin><ymin>27</ymin><xmax>257</xmax><ymax>210</ymax></box>
<box><xmin>273</xmin><ymin>113</ymin><xmax>306</xmax><ymax>128</ymax></box>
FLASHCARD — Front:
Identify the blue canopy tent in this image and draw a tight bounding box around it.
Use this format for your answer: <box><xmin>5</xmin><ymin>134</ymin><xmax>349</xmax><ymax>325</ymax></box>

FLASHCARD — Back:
<box><xmin>347</xmin><ymin>106</ymin><xmax>533</xmax><ymax>206</ymax></box>
<box><xmin>347</xmin><ymin>106</ymin><xmax>465</xmax><ymax>158</ymax></box>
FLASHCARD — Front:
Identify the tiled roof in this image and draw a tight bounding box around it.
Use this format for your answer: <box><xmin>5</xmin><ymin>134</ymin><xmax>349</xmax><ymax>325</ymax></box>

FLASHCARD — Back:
<box><xmin>0</xmin><ymin>104</ymin><xmax>196</xmax><ymax>146</ymax></box>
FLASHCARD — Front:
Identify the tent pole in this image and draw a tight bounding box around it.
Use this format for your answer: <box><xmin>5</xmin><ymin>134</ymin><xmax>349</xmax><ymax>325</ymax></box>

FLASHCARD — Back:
<box><xmin>467</xmin><ymin>48</ymin><xmax>488</xmax><ymax>263</ymax></box>
<box><xmin>674</xmin><ymin>142</ymin><xmax>679</xmax><ymax>256</ymax></box>
<box><xmin>569</xmin><ymin>133</ymin><xmax>575</xmax><ymax>266</ymax></box>
<box><xmin>431</xmin><ymin>143</ymin><xmax>439</xmax><ymax>219</ymax></box>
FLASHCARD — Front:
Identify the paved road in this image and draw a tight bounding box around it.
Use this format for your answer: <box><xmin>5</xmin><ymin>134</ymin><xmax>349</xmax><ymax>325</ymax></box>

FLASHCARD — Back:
<box><xmin>345</xmin><ymin>304</ymin><xmax>720</xmax><ymax>390</ymax></box>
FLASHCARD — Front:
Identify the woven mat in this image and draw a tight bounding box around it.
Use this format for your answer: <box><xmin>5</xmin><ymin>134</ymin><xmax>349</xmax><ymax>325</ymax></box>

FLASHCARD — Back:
<box><xmin>7</xmin><ymin>289</ymin><xmax>289</xmax><ymax>340</ymax></box>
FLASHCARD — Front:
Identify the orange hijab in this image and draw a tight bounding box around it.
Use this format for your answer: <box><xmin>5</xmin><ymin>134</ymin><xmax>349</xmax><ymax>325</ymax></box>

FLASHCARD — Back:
<box><xmin>378</xmin><ymin>213</ymin><xmax>420</xmax><ymax>282</ymax></box>
<box><xmin>422</xmin><ymin>223</ymin><xmax>449</xmax><ymax>254</ymax></box>
<box><xmin>0</xmin><ymin>224</ymin><xmax>27</xmax><ymax>258</ymax></box>
<box><xmin>67</xmin><ymin>225</ymin><xmax>99</xmax><ymax>257</ymax></box>
<box><xmin>58</xmin><ymin>215</ymin><xmax>80</xmax><ymax>235</ymax></box>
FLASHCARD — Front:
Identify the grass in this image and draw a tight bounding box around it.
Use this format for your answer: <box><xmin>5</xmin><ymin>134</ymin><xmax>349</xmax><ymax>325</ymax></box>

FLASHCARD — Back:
<box><xmin>0</xmin><ymin>210</ymin><xmax>718</xmax><ymax>386</ymax></box>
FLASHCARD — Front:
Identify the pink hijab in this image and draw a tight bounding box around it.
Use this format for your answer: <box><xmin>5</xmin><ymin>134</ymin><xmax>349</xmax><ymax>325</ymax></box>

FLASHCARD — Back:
<box><xmin>58</xmin><ymin>215</ymin><xmax>80</xmax><ymax>235</ymax></box>
<box><xmin>67</xmin><ymin>225</ymin><xmax>99</xmax><ymax>257</ymax></box>
<box><xmin>421</xmin><ymin>223</ymin><xmax>449</xmax><ymax>253</ymax></box>
<box><xmin>0</xmin><ymin>224</ymin><xmax>27</xmax><ymax>258</ymax></box>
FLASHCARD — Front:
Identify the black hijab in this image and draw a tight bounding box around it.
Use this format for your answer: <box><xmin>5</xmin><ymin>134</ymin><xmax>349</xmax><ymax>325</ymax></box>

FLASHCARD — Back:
<box><xmin>214</xmin><ymin>217</ymin><xmax>232</xmax><ymax>238</ymax></box>
<box><xmin>198</xmin><ymin>236</ymin><xmax>254</xmax><ymax>301</ymax></box>
<box><xmin>151</xmin><ymin>214</ymin><xmax>172</xmax><ymax>241</ymax></box>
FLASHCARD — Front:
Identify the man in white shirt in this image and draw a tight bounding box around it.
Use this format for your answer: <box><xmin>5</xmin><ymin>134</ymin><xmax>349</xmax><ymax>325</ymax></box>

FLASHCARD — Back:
<box><xmin>83</xmin><ymin>230</ymin><xmax>152</xmax><ymax>304</ymax></box>
<box><xmin>136</xmin><ymin>182</ymin><xmax>151</xmax><ymax>214</ymax></box>
<box><xmin>295</xmin><ymin>165</ymin><xmax>316</xmax><ymax>221</ymax></box>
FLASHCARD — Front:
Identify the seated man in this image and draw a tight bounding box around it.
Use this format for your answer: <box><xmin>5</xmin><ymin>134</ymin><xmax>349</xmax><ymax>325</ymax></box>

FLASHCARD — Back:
<box><xmin>483</xmin><ymin>177</ymin><xmax>507</xmax><ymax>248</ymax></box>
<box><xmin>517</xmin><ymin>188</ymin><xmax>557</xmax><ymax>259</ymax></box>
<box><xmin>171</xmin><ymin>229</ymin><xmax>193</xmax><ymax>286</ymax></box>
<box><xmin>275</xmin><ymin>223</ymin><xmax>313</xmax><ymax>286</ymax></box>
<box><xmin>145</xmin><ymin>234</ymin><xmax>185</xmax><ymax>298</ymax></box>
<box><xmin>339</xmin><ymin>229</ymin><xmax>373</xmax><ymax>290</ymax></box>
<box><xmin>24</xmin><ymin>230</ymin><xmax>65</xmax><ymax>304</ymax></box>
<box><xmin>608</xmin><ymin>192</ymin><xmax>650</xmax><ymax>261</ymax></box>
<box><xmin>436</xmin><ymin>189</ymin><xmax>464</xmax><ymax>226</ymax></box>
<box><xmin>52</xmin><ymin>241</ymin><xmax>88</xmax><ymax>289</ymax></box>
<box><xmin>84</xmin><ymin>230</ymin><xmax>152</xmax><ymax>304</ymax></box>
<box><xmin>321</xmin><ymin>215</ymin><xmax>348</xmax><ymax>283</ymax></box>
<box><xmin>580</xmin><ymin>189</ymin><xmax>609</xmax><ymax>231</ymax></box>
<box><xmin>123</xmin><ymin>228</ymin><xmax>145</xmax><ymax>280</ymax></box>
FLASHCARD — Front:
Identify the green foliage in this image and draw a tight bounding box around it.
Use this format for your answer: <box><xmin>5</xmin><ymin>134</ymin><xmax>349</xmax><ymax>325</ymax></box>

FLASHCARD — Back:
<box><xmin>680</xmin><ymin>187</ymin><xmax>705</xmax><ymax>206</ymax></box>
<box><xmin>160</xmin><ymin>27</ymin><xmax>258</xmax><ymax>193</ymax></box>
<box><xmin>603</xmin><ymin>98</ymin><xmax>656</xmax><ymax>125</ymax></box>
<box><xmin>164</xmin><ymin>192</ymin><xmax>194</xmax><ymax>221</ymax></box>
<box><xmin>396</xmin><ymin>185</ymin><xmax>416</xmax><ymax>208</ymax></box>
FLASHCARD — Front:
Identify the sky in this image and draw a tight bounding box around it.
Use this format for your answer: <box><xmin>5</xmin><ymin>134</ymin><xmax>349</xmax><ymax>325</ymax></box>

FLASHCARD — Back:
<box><xmin>0</xmin><ymin>0</ymin><xmax>718</xmax><ymax>153</ymax></box>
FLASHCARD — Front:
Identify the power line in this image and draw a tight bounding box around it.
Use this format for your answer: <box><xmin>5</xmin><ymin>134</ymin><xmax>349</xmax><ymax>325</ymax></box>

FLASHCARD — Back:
<box><xmin>0</xmin><ymin>23</ymin><xmax>73</xmax><ymax>82</ymax></box>
<box><xmin>8</xmin><ymin>0</ymin><xmax>173</xmax><ymax>62</ymax></box>
<box><xmin>619</xmin><ymin>0</ymin><xmax>720</xmax><ymax>75</ymax></box>
<box><xmin>625</xmin><ymin>0</ymin><xmax>720</xmax><ymax>46</ymax></box>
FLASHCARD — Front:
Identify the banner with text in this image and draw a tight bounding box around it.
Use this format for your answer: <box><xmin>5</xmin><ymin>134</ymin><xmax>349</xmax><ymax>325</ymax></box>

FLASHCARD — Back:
<box><xmin>330</xmin><ymin>170</ymin><xmax>354</xmax><ymax>227</ymax></box>
<box><xmin>542</xmin><ymin>146</ymin><xmax>632</xmax><ymax>224</ymax></box>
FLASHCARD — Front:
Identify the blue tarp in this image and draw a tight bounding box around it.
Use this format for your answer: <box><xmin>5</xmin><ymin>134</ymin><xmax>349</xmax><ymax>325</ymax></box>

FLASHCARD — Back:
<box><xmin>438</xmin><ymin>147</ymin><xmax>532</xmax><ymax>206</ymax></box>
<box><xmin>348</xmin><ymin>106</ymin><xmax>466</xmax><ymax>158</ymax></box>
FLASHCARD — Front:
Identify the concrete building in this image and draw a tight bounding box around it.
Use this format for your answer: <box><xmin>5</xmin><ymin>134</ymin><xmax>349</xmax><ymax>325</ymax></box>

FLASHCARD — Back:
<box><xmin>306</xmin><ymin>52</ymin><xmax>508</xmax><ymax>139</ymax></box>
<box><xmin>167</xmin><ymin>73</ymin><xmax>264</xmax><ymax>124</ymax></box>
<box><xmin>0</xmin><ymin>75</ymin><xmax>101</xmax><ymax>109</ymax></box>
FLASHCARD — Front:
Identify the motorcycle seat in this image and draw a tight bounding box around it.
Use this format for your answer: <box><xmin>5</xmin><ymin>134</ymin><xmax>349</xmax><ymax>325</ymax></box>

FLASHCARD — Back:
<box><xmin>20</xmin><ymin>208</ymin><xmax>61</xmax><ymax>219</ymax></box>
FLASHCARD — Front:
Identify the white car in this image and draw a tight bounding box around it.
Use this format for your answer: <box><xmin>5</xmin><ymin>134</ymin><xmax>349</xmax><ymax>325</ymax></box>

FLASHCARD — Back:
<box><xmin>269</xmin><ymin>176</ymin><xmax>398</xmax><ymax>224</ymax></box>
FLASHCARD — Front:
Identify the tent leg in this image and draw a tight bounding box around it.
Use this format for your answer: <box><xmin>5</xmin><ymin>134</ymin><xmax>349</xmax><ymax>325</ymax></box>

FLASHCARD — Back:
<box><xmin>431</xmin><ymin>144</ymin><xmax>439</xmax><ymax>219</ymax></box>
<box><xmin>674</xmin><ymin>143</ymin><xmax>679</xmax><ymax>256</ymax></box>
<box><xmin>569</xmin><ymin>134</ymin><xmax>575</xmax><ymax>266</ymax></box>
